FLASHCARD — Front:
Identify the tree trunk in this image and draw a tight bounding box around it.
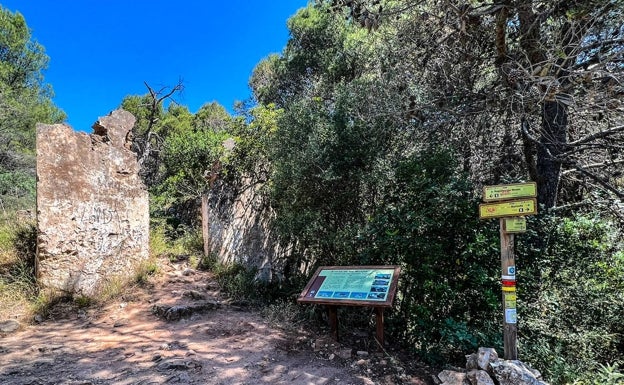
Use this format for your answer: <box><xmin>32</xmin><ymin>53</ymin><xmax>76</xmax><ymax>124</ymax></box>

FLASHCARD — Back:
<box><xmin>537</xmin><ymin>100</ymin><xmax>568</xmax><ymax>209</ymax></box>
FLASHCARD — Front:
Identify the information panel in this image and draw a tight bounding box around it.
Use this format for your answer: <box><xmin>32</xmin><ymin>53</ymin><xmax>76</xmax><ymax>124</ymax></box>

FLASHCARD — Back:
<box><xmin>298</xmin><ymin>266</ymin><xmax>400</xmax><ymax>307</ymax></box>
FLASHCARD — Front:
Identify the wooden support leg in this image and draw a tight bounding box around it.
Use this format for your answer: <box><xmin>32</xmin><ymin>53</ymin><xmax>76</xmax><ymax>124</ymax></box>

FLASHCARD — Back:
<box><xmin>328</xmin><ymin>305</ymin><xmax>339</xmax><ymax>342</ymax></box>
<box><xmin>375</xmin><ymin>307</ymin><xmax>384</xmax><ymax>348</ymax></box>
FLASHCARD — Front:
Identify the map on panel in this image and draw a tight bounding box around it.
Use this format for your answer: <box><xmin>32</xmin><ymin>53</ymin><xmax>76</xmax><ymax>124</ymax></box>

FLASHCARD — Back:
<box><xmin>304</xmin><ymin>268</ymin><xmax>395</xmax><ymax>301</ymax></box>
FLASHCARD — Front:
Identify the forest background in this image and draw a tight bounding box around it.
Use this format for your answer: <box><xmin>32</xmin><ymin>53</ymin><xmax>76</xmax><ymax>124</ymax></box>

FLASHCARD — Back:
<box><xmin>1</xmin><ymin>1</ymin><xmax>623</xmax><ymax>384</ymax></box>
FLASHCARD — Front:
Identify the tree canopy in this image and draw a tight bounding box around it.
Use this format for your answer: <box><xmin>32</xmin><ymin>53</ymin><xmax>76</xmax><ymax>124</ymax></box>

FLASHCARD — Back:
<box><xmin>0</xmin><ymin>6</ymin><xmax>64</xmax><ymax>211</ymax></box>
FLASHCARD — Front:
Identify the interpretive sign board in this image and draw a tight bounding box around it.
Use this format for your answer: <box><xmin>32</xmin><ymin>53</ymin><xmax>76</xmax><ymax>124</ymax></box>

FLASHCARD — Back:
<box><xmin>298</xmin><ymin>266</ymin><xmax>400</xmax><ymax>307</ymax></box>
<box><xmin>483</xmin><ymin>182</ymin><xmax>537</xmax><ymax>202</ymax></box>
<box><xmin>479</xmin><ymin>198</ymin><xmax>537</xmax><ymax>219</ymax></box>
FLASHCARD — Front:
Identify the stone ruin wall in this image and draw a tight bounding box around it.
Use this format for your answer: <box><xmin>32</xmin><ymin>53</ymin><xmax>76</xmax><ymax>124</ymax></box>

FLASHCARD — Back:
<box><xmin>36</xmin><ymin>109</ymin><xmax>149</xmax><ymax>296</ymax></box>
<box><xmin>202</xmin><ymin>177</ymin><xmax>289</xmax><ymax>282</ymax></box>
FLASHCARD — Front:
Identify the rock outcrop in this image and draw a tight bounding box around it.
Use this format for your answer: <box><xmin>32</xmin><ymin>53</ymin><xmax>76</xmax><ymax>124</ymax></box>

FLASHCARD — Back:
<box><xmin>36</xmin><ymin>109</ymin><xmax>149</xmax><ymax>296</ymax></box>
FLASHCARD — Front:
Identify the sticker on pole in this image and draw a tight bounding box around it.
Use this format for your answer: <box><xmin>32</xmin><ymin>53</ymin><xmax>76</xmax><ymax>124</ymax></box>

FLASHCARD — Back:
<box><xmin>505</xmin><ymin>308</ymin><xmax>517</xmax><ymax>324</ymax></box>
<box><xmin>504</xmin><ymin>293</ymin><xmax>517</xmax><ymax>309</ymax></box>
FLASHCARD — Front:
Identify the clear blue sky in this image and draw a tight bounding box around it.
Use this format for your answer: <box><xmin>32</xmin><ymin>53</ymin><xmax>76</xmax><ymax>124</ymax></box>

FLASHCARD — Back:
<box><xmin>1</xmin><ymin>1</ymin><xmax>309</xmax><ymax>131</ymax></box>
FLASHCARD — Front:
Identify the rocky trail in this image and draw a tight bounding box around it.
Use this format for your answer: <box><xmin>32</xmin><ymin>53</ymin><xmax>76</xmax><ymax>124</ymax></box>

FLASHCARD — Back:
<box><xmin>0</xmin><ymin>258</ymin><xmax>433</xmax><ymax>385</ymax></box>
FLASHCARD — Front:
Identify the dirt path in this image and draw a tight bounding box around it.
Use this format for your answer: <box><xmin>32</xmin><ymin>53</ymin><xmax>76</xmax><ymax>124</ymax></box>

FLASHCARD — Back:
<box><xmin>0</xmin><ymin>258</ymin><xmax>431</xmax><ymax>385</ymax></box>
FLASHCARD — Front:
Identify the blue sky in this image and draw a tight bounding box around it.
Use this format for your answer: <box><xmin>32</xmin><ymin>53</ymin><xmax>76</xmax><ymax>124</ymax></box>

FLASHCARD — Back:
<box><xmin>1</xmin><ymin>1</ymin><xmax>308</xmax><ymax>131</ymax></box>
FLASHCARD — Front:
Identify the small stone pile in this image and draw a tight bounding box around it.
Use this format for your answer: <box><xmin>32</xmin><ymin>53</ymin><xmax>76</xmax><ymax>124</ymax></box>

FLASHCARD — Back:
<box><xmin>435</xmin><ymin>347</ymin><xmax>548</xmax><ymax>385</ymax></box>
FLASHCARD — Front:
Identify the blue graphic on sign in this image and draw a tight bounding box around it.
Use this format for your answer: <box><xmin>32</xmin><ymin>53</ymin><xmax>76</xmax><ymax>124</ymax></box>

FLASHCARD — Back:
<box><xmin>332</xmin><ymin>291</ymin><xmax>350</xmax><ymax>298</ymax></box>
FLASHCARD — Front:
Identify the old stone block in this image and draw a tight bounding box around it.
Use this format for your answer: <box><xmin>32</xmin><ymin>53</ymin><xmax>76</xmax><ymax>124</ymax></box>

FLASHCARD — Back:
<box><xmin>36</xmin><ymin>109</ymin><xmax>149</xmax><ymax>296</ymax></box>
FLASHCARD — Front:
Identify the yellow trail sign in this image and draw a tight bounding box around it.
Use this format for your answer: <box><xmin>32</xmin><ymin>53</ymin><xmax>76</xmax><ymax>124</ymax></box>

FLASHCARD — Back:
<box><xmin>483</xmin><ymin>182</ymin><xmax>537</xmax><ymax>202</ymax></box>
<box><xmin>479</xmin><ymin>198</ymin><xmax>537</xmax><ymax>219</ymax></box>
<box><xmin>504</xmin><ymin>217</ymin><xmax>527</xmax><ymax>233</ymax></box>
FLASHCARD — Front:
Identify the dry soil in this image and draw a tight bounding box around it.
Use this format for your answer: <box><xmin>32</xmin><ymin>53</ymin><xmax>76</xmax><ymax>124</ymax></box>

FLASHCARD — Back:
<box><xmin>0</xmin><ymin>257</ymin><xmax>433</xmax><ymax>385</ymax></box>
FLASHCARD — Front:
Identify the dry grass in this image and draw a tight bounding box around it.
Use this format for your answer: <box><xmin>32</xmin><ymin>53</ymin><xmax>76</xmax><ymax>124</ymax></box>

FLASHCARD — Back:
<box><xmin>0</xmin><ymin>217</ymin><xmax>39</xmax><ymax>321</ymax></box>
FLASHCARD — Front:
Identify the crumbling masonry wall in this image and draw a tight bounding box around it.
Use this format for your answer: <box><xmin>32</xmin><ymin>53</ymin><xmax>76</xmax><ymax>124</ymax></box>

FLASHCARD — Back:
<box><xmin>36</xmin><ymin>109</ymin><xmax>149</xmax><ymax>296</ymax></box>
<box><xmin>202</xmin><ymin>176</ymin><xmax>289</xmax><ymax>282</ymax></box>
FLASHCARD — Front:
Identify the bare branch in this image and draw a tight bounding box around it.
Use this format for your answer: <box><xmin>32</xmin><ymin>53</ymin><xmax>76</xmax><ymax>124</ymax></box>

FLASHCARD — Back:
<box><xmin>562</xmin><ymin>159</ymin><xmax>624</xmax><ymax>175</ymax></box>
<box><xmin>569</xmin><ymin>124</ymin><xmax>624</xmax><ymax>146</ymax></box>
<box><xmin>566</xmin><ymin>160</ymin><xmax>624</xmax><ymax>199</ymax></box>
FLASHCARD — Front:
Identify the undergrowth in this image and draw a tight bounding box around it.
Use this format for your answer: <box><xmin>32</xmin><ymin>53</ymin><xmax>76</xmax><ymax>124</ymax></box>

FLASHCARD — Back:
<box><xmin>0</xmin><ymin>215</ymin><xmax>39</xmax><ymax>321</ymax></box>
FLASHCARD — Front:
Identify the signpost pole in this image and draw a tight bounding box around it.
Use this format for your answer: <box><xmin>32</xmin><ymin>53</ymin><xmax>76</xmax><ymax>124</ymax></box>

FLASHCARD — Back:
<box><xmin>481</xmin><ymin>183</ymin><xmax>535</xmax><ymax>360</ymax></box>
<box><xmin>500</xmin><ymin>219</ymin><xmax>518</xmax><ymax>360</ymax></box>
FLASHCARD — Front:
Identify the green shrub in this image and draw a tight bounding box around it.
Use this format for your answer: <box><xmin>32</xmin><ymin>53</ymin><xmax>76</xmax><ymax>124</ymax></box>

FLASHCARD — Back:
<box><xmin>518</xmin><ymin>214</ymin><xmax>624</xmax><ymax>384</ymax></box>
<box><xmin>0</xmin><ymin>217</ymin><xmax>38</xmax><ymax>320</ymax></box>
<box><xmin>0</xmin><ymin>171</ymin><xmax>36</xmax><ymax>211</ymax></box>
<box><xmin>213</xmin><ymin>262</ymin><xmax>263</xmax><ymax>302</ymax></box>
<box><xmin>273</xmin><ymin>147</ymin><xmax>503</xmax><ymax>362</ymax></box>
<box><xmin>360</xmin><ymin>150</ymin><xmax>501</xmax><ymax>363</ymax></box>
<box><xmin>149</xmin><ymin>219</ymin><xmax>203</xmax><ymax>261</ymax></box>
<box><xmin>261</xmin><ymin>300</ymin><xmax>307</xmax><ymax>329</ymax></box>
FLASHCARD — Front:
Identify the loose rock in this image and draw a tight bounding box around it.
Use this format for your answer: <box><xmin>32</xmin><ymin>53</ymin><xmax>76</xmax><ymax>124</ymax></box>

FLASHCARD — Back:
<box><xmin>0</xmin><ymin>320</ymin><xmax>20</xmax><ymax>333</ymax></box>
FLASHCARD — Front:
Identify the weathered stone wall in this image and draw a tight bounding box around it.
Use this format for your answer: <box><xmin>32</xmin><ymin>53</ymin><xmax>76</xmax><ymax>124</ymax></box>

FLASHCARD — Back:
<box><xmin>36</xmin><ymin>109</ymin><xmax>149</xmax><ymax>296</ymax></box>
<box><xmin>202</xmin><ymin>177</ymin><xmax>287</xmax><ymax>281</ymax></box>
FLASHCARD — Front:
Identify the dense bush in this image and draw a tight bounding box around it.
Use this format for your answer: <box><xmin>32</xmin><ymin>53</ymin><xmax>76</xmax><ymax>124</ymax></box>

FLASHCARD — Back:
<box><xmin>359</xmin><ymin>150</ymin><xmax>502</xmax><ymax>363</ymax></box>
<box><xmin>518</xmin><ymin>214</ymin><xmax>624</xmax><ymax>383</ymax></box>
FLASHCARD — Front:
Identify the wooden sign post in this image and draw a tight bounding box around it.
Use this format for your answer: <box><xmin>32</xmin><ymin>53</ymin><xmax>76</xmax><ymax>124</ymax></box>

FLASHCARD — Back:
<box><xmin>298</xmin><ymin>266</ymin><xmax>400</xmax><ymax>347</ymax></box>
<box><xmin>500</xmin><ymin>219</ymin><xmax>518</xmax><ymax>360</ymax></box>
<box><xmin>480</xmin><ymin>182</ymin><xmax>537</xmax><ymax>360</ymax></box>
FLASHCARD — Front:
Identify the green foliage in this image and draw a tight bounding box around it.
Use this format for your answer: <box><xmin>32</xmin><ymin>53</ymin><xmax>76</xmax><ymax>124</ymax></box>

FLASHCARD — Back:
<box><xmin>0</xmin><ymin>6</ymin><xmax>64</xmax><ymax>212</ymax></box>
<box><xmin>212</xmin><ymin>262</ymin><xmax>263</xmax><ymax>302</ymax></box>
<box><xmin>0</xmin><ymin>169</ymin><xmax>36</xmax><ymax>211</ymax></box>
<box><xmin>260</xmin><ymin>299</ymin><xmax>308</xmax><ymax>330</ymax></box>
<box><xmin>124</xmin><ymin>97</ymin><xmax>235</xmax><ymax>230</ymax></box>
<box><xmin>518</xmin><ymin>214</ymin><xmax>624</xmax><ymax>384</ymax></box>
<box><xmin>229</xmin><ymin>103</ymin><xmax>282</xmax><ymax>176</ymax></box>
<box><xmin>133</xmin><ymin>259</ymin><xmax>159</xmax><ymax>285</ymax></box>
<box><xmin>156</xmin><ymin>128</ymin><xmax>227</xmax><ymax>204</ymax></box>
<box><xmin>193</xmin><ymin>102</ymin><xmax>231</xmax><ymax>132</ymax></box>
<box><xmin>592</xmin><ymin>363</ymin><xmax>624</xmax><ymax>385</ymax></box>
<box><xmin>257</xmin><ymin>4</ymin><xmax>503</xmax><ymax>363</ymax></box>
<box><xmin>149</xmin><ymin>219</ymin><xmax>203</xmax><ymax>261</ymax></box>
<box><xmin>361</xmin><ymin>150</ymin><xmax>501</xmax><ymax>362</ymax></box>
<box><xmin>0</xmin><ymin>217</ymin><xmax>37</xmax><ymax>320</ymax></box>
<box><xmin>121</xmin><ymin>94</ymin><xmax>162</xmax><ymax>135</ymax></box>
<box><xmin>211</xmin><ymin>261</ymin><xmax>304</xmax><ymax>306</ymax></box>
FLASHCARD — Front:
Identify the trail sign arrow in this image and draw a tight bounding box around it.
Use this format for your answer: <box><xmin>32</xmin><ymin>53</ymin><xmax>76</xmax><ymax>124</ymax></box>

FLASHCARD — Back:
<box><xmin>483</xmin><ymin>182</ymin><xmax>537</xmax><ymax>202</ymax></box>
<box><xmin>479</xmin><ymin>198</ymin><xmax>537</xmax><ymax>219</ymax></box>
